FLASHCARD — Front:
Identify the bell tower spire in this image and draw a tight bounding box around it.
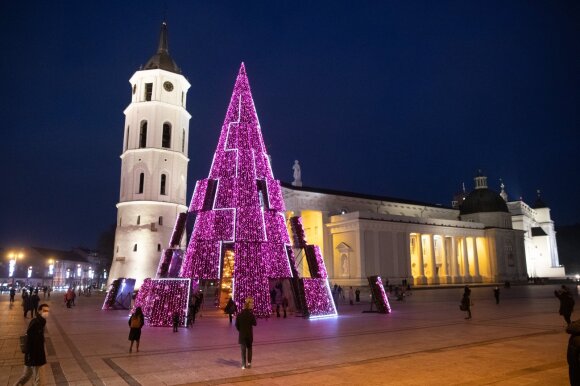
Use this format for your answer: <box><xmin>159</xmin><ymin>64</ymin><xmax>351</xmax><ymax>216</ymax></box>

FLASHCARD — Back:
<box><xmin>108</xmin><ymin>22</ymin><xmax>192</xmax><ymax>288</ymax></box>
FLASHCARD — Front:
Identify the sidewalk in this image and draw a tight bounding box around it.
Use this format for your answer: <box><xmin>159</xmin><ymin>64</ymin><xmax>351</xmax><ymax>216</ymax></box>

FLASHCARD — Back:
<box><xmin>0</xmin><ymin>285</ymin><xmax>572</xmax><ymax>385</ymax></box>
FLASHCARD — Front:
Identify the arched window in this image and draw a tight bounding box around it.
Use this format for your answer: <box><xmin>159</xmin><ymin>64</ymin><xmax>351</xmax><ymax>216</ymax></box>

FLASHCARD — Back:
<box><xmin>157</xmin><ymin>243</ymin><xmax>161</xmax><ymax>252</ymax></box>
<box><xmin>137</xmin><ymin>215</ymin><xmax>140</xmax><ymax>225</ymax></box>
<box><xmin>181</xmin><ymin>129</ymin><xmax>185</xmax><ymax>152</ymax></box>
<box><xmin>138</xmin><ymin>173</ymin><xmax>144</xmax><ymax>194</ymax></box>
<box><xmin>125</xmin><ymin>126</ymin><xmax>130</xmax><ymax>150</ymax></box>
<box><xmin>133</xmin><ymin>244</ymin><xmax>137</xmax><ymax>252</ymax></box>
<box><xmin>162</xmin><ymin>123</ymin><xmax>172</xmax><ymax>148</ymax></box>
<box><xmin>139</xmin><ymin>121</ymin><xmax>147</xmax><ymax>148</ymax></box>
<box><xmin>160</xmin><ymin>174</ymin><xmax>167</xmax><ymax>195</ymax></box>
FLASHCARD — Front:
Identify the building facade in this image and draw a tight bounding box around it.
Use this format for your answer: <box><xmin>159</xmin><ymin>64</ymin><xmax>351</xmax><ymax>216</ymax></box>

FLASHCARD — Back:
<box><xmin>282</xmin><ymin>171</ymin><xmax>562</xmax><ymax>286</ymax></box>
<box><xmin>108</xmin><ymin>23</ymin><xmax>191</xmax><ymax>287</ymax></box>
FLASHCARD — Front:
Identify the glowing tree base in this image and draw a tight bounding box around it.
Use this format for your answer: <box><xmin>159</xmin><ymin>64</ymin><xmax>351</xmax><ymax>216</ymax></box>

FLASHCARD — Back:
<box><xmin>134</xmin><ymin>278</ymin><xmax>191</xmax><ymax>326</ymax></box>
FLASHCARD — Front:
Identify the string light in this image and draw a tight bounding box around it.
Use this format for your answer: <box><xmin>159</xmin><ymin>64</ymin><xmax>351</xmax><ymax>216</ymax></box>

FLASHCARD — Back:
<box><xmin>134</xmin><ymin>278</ymin><xmax>191</xmax><ymax>326</ymax></box>
<box><xmin>369</xmin><ymin>275</ymin><xmax>391</xmax><ymax>314</ymax></box>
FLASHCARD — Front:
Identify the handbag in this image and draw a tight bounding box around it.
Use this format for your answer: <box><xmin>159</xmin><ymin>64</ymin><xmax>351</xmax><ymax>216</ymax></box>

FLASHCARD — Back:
<box><xmin>19</xmin><ymin>334</ymin><xmax>27</xmax><ymax>353</ymax></box>
<box><xmin>130</xmin><ymin>316</ymin><xmax>141</xmax><ymax>328</ymax></box>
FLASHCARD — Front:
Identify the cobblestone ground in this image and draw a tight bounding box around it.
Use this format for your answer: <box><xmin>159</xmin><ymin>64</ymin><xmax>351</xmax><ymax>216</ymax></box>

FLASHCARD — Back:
<box><xmin>0</xmin><ymin>284</ymin><xmax>573</xmax><ymax>385</ymax></box>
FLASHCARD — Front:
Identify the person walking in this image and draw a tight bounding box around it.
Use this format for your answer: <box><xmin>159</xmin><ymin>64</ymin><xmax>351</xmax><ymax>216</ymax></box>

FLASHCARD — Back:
<box><xmin>22</xmin><ymin>291</ymin><xmax>33</xmax><ymax>318</ymax></box>
<box><xmin>172</xmin><ymin>312</ymin><xmax>180</xmax><ymax>332</ymax></box>
<box><xmin>10</xmin><ymin>287</ymin><xmax>16</xmax><ymax>303</ymax></box>
<box><xmin>461</xmin><ymin>288</ymin><xmax>472</xmax><ymax>320</ymax></box>
<box><xmin>556</xmin><ymin>285</ymin><xmax>575</xmax><ymax>325</ymax></box>
<box><xmin>355</xmin><ymin>288</ymin><xmax>361</xmax><ymax>302</ymax></box>
<box><xmin>493</xmin><ymin>286</ymin><xmax>500</xmax><ymax>305</ymax></box>
<box><xmin>128</xmin><ymin>307</ymin><xmax>144</xmax><ymax>353</ymax></box>
<box><xmin>348</xmin><ymin>286</ymin><xmax>354</xmax><ymax>306</ymax></box>
<box><xmin>30</xmin><ymin>291</ymin><xmax>40</xmax><ymax>317</ymax></box>
<box><xmin>225</xmin><ymin>297</ymin><xmax>237</xmax><ymax>324</ymax></box>
<box><xmin>235</xmin><ymin>298</ymin><xmax>257</xmax><ymax>369</ymax></box>
<box><xmin>14</xmin><ymin>303</ymin><xmax>49</xmax><ymax>386</ymax></box>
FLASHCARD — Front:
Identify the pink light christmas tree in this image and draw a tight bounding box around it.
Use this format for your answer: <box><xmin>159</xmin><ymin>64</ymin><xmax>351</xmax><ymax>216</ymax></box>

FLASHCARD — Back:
<box><xmin>180</xmin><ymin>63</ymin><xmax>293</xmax><ymax>317</ymax></box>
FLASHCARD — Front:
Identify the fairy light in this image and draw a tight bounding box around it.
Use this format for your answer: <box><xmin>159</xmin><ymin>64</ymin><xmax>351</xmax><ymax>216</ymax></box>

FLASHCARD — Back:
<box><xmin>302</xmin><ymin>279</ymin><xmax>337</xmax><ymax>318</ymax></box>
<box><xmin>370</xmin><ymin>275</ymin><xmax>391</xmax><ymax>314</ymax></box>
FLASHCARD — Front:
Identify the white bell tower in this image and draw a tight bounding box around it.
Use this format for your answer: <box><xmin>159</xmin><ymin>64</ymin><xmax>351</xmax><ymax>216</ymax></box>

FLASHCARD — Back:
<box><xmin>108</xmin><ymin>22</ymin><xmax>191</xmax><ymax>287</ymax></box>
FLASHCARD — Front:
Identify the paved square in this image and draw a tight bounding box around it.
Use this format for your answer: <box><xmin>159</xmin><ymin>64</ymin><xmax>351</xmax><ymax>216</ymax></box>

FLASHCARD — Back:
<box><xmin>0</xmin><ymin>284</ymin><xmax>572</xmax><ymax>385</ymax></box>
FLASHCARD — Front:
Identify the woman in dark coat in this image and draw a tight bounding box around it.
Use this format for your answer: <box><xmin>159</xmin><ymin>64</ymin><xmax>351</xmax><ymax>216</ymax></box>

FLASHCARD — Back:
<box><xmin>128</xmin><ymin>307</ymin><xmax>144</xmax><ymax>353</ymax></box>
<box><xmin>235</xmin><ymin>298</ymin><xmax>257</xmax><ymax>369</ymax></box>
<box><xmin>15</xmin><ymin>303</ymin><xmax>49</xmax><ymax>385</ymax></box>
<box><xmin>461</xmin><ymin>292</ymin><xmax>472</xmax><ymax>320</ymax></box>
<box><xmin>225</xmin><ymin>297</ymin><xmax>237</xmax><ymax>324</ymax></box>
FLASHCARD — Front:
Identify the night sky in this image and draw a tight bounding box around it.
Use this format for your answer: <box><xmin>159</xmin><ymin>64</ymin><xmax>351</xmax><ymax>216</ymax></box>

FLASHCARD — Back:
<box><xmin>1</xmin><ymin>1</ymin><xmax>579</xmax><ymax>251</ymax></box>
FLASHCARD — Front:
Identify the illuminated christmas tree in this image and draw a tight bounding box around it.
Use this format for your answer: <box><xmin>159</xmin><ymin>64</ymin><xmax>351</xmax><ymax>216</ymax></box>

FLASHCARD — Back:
<box><xmin>179</xmin><ymin>63</ymin><xmax>294</xmax><ymax>317</ymax></box>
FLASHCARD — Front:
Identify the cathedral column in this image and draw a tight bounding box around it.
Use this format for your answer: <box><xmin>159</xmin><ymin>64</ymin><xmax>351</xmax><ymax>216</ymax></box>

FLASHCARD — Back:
<box><xmin>472</xmin><ymin>237</ymin><xmax>482</xmax><ymax>282</ymax></box>
<box><xmin>451</xmin><ymin>237</ymin><xmax>461</xmax><ymax>283</ymax></box>
<box><xmin>415</xmin><ymin>234</ymin><xmax>427</xmax><ymax>285</ymax></box>
<box><xmin>439</xmin><ymin>236</ymin><xmax>450</xmax><ymax>284</ymax></box>
<box><xmin>428</xmin><ymin>234</ymin><xmax>439</xmax><ymax>284</ymax></box>
<box><xmin>462</xmin><ymin>237</ymin><xmax>471</xmax><ymax>283</ymax></box>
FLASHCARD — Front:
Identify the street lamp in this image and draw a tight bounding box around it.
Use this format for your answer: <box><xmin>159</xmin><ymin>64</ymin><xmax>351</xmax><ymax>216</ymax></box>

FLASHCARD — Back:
<box><xmin>7</xmin><ymin>251</ymin><xmax>24</xmax><ymax>286</ymax></box>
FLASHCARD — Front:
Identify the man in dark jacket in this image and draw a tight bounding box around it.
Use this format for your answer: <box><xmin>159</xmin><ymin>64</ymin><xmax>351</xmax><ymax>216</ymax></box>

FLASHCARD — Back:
<box><xmin>15</xmin><ymin>303</ymin><xmax>49</xmax><ymax>386</ymax></box>
<box><xmin>566</xmin><ymin>320</ymin><xmax>580</xmax><ymax>386</ymax></box>
<box><xmin>235</xmin><ymin>297</ymin><xmax>257</xmax><ymax>369</ymax></box>
<box><xmin>556</xmin><ymin>285</ymin><xmax>575</xmax><ymax>325</ymax></box>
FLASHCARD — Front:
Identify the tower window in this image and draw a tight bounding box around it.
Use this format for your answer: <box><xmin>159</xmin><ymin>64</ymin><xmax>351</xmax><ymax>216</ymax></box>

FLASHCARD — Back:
<box><xmin>138</xmin><ymin>173</ymin><xmax>144</xmax><ymax>194</ymax></box>
<box><xmin>132</xmin><ymin>84</ymin><xmax>136</xmax><ymax>95</ymax></box>
<box><xmin>144</xmin><ymin>83</ymin><xmax>153</xmax><ymax>101</ymax></box>
<box><xmin>181</xmin><ymin>91</ymin><xmax>184</xmax><ymax>106</ymax></box>
<box><xmin>133</xmin><ymin>244</ymin><xmax>137</xmax><ymax>252</ymax></box>
<box><xmin>137</xmin><ymin>215</ymin><xmax>141</xmax><ymax>225</ymax></box>
<box><xmin>139</xmin><ymin>121</ymin><xmax>147</xmax><ymax>148</ymax></box>
<box><xmin>125</xmin><ymin>126</ymin><xmax>130</xmax><ymax>150</ymax></box>
<box><xmin>160</xmin><ymin>174</ymin><xmax>167</xmax><ymax>195</ymax></box>
<box><xmin>157</xmin><ymin>243</ymin><xmax>161</xmax><ymax>252</ymax></box>
<box><xmin>181</xmin><ymin>129</ymin><xmax>185</xmax><ymax>152</ymax></box>
<box><xmin>159</xmin><ymin>216</ymin><xmax>163</xmax><ymax>225</ymax></box>
<box><xmin>116</xmin><ymin>246</ymin><xmax>119</xmax><ymax>252</ymax></box>
<box><xmin>119</xmin><ymin>217</ymin><xmax>122</xmax><ymax>226</ymax></box>
<box><xmin>162</xmin><ymin>123</ymin><xmax>172</xmax><ymax>148</ymax></box>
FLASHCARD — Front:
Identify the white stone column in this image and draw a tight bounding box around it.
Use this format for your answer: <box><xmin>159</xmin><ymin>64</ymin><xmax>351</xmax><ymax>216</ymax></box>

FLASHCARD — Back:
<box><xmin>451</xmin><ymin>237</ymin><xmax>461</xmax><ymax>283</ymax></box>
<box><xmin>472</xmin><ymin>237</ymin><xmax>481</xmax><ymax>282</ymax></box>
<box><xmin>416</xmin><ymin>234</ymin><xmax>427</xmax><ymax>285</ymax></box>
<box><xmin>439</xmin><ymin>236</ymin><xmax>449</xmax><ymax>284</ymax></box>
<box><xmin>462</xmin><ymin>237</ymin><xmax>471</xmax><ymax>283</ymax></box>
<box><xmin>428</xmin><ymin>234</ymin><xmax>438</xmax><ymax>284</ymax></box>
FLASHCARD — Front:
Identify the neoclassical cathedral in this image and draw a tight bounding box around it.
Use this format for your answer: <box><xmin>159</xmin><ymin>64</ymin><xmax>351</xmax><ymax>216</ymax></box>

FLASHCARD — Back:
<box><xmin>108</xmin><ymin>24</ymin><xmax>564</xmax><ymax>288</ymax></box>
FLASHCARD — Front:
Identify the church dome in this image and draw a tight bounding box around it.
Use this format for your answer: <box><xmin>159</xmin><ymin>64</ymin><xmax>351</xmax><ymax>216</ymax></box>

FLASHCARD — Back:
<box><xmin>460</xmin><ymin>188</ymin><xmax>509</xmax><ymax>215</ymax></box>
<box><xmin>459</xmin><ymin>170</ymin><xmax>509</xmax><ymax>215</ymax></box>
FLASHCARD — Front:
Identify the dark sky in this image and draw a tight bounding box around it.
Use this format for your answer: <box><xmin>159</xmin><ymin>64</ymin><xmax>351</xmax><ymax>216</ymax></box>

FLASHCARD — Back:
<box><xmin>1</xmin><ymin>1</ymin><xmax>579</xmax><ymax>251</ymax></box>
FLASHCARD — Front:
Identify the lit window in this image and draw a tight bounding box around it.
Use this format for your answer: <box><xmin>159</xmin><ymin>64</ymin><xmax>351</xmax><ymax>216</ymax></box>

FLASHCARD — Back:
<box><xmin>145</xmin><ymin>83</ymin><xmax>153</xmax><ymax>101</ymax></box>
<box><xmin>160</xmin><ymin>174</ymin><xmax>167</xmax><ymax>195</ymax></box>
<box><xmin>162</xmin><ymin>123</ymin><xmax>171</xmax><ymax>148</ymax></box>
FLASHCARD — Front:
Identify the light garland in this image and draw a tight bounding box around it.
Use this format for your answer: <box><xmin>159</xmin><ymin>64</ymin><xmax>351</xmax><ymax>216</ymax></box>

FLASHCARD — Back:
<box><xmin>301</xmin><ymin>279</ymin><xmax>337</xmax><ymax>317</ymax></box>
<box><xmin>134</xmin><ymin>278</ymin><xmax>191</xmax><ymax>326</ymax></box>
<box><xmin>368</xmin><ymin>275</ymin><xmax>391</xmax><ymax>314</ymax></box>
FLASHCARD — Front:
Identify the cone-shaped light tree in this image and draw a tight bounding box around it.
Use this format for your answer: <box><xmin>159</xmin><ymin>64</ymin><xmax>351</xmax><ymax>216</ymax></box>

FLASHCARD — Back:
<box><xmin>180</xmin><ymin>63</ymin><xmax>293</xmax><ymax>317</ymax></box>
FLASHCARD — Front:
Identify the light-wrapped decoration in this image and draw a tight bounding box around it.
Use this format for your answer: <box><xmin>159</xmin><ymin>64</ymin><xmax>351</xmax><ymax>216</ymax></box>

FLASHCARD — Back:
<box><xmin>178</xmin><ymin>63</ymin><xmax>295</xmax><ymax>317</ymax></box>
<box><xmin>168</xmin><ymin>213</ymin><xmax>187</xmax><ymax>247</ymax></box>
<box><xmin>305</xmin><ymin>245</ymin><xmax>328</xmax><ymax>279</ymax></box>
<box><xmin>289</xmin><ymin>216</ymin><xmax>308</xmax><ymax>248</ymax></box>
<box><xmin>156</xmin><ymin>249</ymin><xmax>173</xmax><ymax>278</ymax></box>
<box><xmin>134</xmin><ymin>278</ymin><xmax>191</xmax><ymax>326</ymax></box>
<box><xmin>301</xmin><ymin>278</ymin><xmax>337</xmax><ymax>318</ymax></box>
<box><xmin>367</xmin><ymin>275</ymin><xmax>391</xmax><ymax>314</ymax></box>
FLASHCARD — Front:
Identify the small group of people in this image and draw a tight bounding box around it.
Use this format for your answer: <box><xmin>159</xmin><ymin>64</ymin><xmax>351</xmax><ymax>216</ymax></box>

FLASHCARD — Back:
<box><xmin>22</xmin><ymin>289</ymin><xmax>41</xmax><ymax>318</ymax></box>
<box><xmin>332</xmin><ymin>284</ymin><xmax>359</xmax><ymax>306</ymax></box>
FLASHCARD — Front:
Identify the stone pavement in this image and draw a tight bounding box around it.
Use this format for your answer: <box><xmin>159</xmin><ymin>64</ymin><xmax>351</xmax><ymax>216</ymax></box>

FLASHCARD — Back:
<box><xmin>0</xmin><ymin>284</ymin><xmax>573</xmax><ymax>385</ymax></box>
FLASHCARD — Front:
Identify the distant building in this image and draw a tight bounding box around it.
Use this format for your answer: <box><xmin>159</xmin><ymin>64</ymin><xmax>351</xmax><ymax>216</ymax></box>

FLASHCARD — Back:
<box><xmin>0</xmin><ymin>247</ymin><xmax>109</xmax><ymax>289</ymax></box>
<box><xmin>107</xmin><ymin>22</ymin><xmax>191</xmax><ymax>287</ymax></box>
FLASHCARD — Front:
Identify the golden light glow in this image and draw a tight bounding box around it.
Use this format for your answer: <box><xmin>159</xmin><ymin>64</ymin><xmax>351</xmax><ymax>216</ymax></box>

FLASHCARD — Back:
<box><xmin>219</xmin><ymin>250</ymin><xmax>235</xmax><ymax>308</ymax></box>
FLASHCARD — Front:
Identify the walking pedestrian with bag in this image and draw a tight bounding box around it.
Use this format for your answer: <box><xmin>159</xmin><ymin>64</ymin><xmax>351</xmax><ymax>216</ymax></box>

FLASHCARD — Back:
<box><xmin>128</xmin><ymin>307</ymin><xmax>144</xmax><ymax>353</ymax></box>
<box><xmin>14</xmin><ymin>303</ymin><xmax>49</xmax><ymax>386</ymax></box>
<box><xmin>235</xmin><ymin>298</ymin><xmax>257</xmax><ymax>369</ymax></box>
